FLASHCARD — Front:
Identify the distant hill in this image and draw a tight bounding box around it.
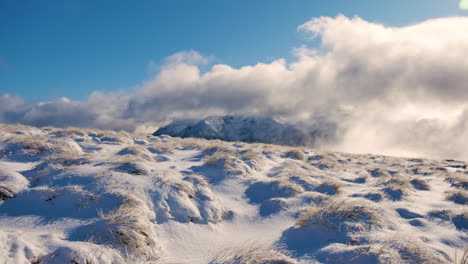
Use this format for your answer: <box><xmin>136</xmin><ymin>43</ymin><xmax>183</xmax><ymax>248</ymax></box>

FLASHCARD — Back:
<box><xmin>153</xmin><ymin>115</ymin><xmax>311</xmax><ymax>146</ymax></box>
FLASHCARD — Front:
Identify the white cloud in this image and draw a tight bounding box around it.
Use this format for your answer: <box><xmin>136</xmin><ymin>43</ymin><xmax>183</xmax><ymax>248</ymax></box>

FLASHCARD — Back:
<box><xmin>2</xmin><ymin>15</ymin><xmax>468</xmax><ymax>160</ymax></box>
<box><xmin>163</xmin><ymin>50</ymin><xmax>211</xmax><ymax>67</ymax></box>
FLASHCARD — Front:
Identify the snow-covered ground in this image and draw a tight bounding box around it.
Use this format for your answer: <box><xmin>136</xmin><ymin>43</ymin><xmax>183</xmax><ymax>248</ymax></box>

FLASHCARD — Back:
<box><xmin>0</xmin><ymin>123</ymin><xmax>466</xmax><ymax>264</ymax></box>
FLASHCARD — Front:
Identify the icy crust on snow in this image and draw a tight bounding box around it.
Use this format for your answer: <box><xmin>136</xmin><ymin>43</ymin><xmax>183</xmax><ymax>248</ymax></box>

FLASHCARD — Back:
<box><xmin>0</xmin><ymin>123</ymin><xmax>467</xmax><ymax>264</ymax></box>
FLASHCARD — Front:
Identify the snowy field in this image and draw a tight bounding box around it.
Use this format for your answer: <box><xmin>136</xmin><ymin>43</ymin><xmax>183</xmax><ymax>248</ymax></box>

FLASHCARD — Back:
<box><xmin>0</xmin><ymin>123</ymin><xmax>466</xmax><ymax>264</ymax></box>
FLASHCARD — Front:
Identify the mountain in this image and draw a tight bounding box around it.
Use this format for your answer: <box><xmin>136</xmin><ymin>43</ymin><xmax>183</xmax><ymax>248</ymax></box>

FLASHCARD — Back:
<box><xmin>153</xmin><ymin>115</ymin><xmax>311</xmax><ymax>146</ymax></box>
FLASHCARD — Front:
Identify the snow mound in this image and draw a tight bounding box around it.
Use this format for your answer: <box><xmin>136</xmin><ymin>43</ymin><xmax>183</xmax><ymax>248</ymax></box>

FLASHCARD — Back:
<box><xmin>0</xmin><ymin>168</ymin><xmax>28</xmax><ymax>200</ymax></box>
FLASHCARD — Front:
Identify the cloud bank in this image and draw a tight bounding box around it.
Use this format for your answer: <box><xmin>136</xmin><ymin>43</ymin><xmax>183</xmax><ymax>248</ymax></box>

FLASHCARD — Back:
<box><xmin>2</xmin><ymin>15</ymin><xmax>468</xmax><ymax>160</ymax></box>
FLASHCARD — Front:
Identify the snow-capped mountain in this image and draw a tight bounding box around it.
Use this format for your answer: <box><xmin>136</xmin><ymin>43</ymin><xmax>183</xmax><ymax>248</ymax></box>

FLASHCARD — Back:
<box><xmin>0</xmin><ymin>123</ymin><xmax>466</xmax><ymax>264</ymax></box>
<box><xmin>153</xmin><ymin>115</ymin><xmax>311</xmax><ymax>146</ymax></box>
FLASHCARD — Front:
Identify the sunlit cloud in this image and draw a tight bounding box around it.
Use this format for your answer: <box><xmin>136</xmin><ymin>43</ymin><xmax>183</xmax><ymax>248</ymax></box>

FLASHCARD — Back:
<box><xmin>460</xmin><ymin>0</ymin><xmax>468</xmax><ymax>10</ymax></box>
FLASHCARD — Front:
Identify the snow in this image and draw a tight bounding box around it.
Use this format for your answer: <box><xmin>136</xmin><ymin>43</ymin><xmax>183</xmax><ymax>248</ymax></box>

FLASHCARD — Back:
<box><xmin>0</xmin><ymin>123</ymin><xmax>466</xmax><ymax>264</ymax></box>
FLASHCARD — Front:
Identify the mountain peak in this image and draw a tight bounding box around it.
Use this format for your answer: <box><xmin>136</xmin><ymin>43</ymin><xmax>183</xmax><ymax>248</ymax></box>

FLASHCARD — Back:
<box><xmin>153</xmin><ymin>115</ymin><xmax>310</xmax><ymax>146</ymax></box>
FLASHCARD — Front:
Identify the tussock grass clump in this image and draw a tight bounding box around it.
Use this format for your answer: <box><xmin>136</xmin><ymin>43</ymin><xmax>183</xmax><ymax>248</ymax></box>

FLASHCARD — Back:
<box><xmin>361</xmin><ymin>192</ymin><xmax>384</xmax><ymax>202</ymax></box>
<box><xmin>55</xmin><ymin>155</ymin><xmax>93</xmax><ymax>167</ymax></box>
<box><xmin>114</xmin><ymin>162</ymin><xmax>151</xmax><ymax>175</ymax></box>
<box><xmin>47</xmin><ymin>138</ymin><xmax>84</xmax><ymax>159</ymax></box>
<box><xmin>209</xmin><ymin>242</ymin><xmax>299</xmax><ymax>264</ymax></box>
<box><xmin>160</xmin><ymin>172</ymin><xmax>200</xmax><ymax>199</ymax></box>
<box><xmin>147</xmin><ymin>141</ymin><xmax>176</xmax><ymax>154</ymax></box>
<box><xmin>351</xmin><ymin>175</ymin><xmax>369</xmax><ymax>184</ymax></box>
<box><xmin>427</xmin><ymin>209</ymin><xmax>452</xmax><ymax>222</ymax></box>
<box><xmin>308</xmin><ymin>153</ymin><xmax>339</xmax><ymax>170</ymax></box>
<box><xmin>0</xmin><ymin>185</ymin><xmax>15</xmax><ymax>200</ymax></box>
<box><xmin>307</xmin><ymin>154</ymin><xmax>324</xmax><ymax>161</ymax></box>
<box><xmin>446</xmin><ymin>173</ymin><xmax>468</xmax><ymax>190</ymax></box>
<box><xmin>116</xmin><ymin>146</ymin><xmax>155</xmax><ymax>162</ymax></box>
<box><xmin>48</xmin><ymin>127</ymin><xmax>91</xmax><ymax>142</ymax></box>
<box><xmin>283</xmin><ymin>149</ymin><xmax>307</xmax><ymax>161</ymax></box>
<box><xmin>38</xmin><ymin>243</ymin><xmax>125</xmax><ymax>264</ymax></box>
<box><xmin>245</xmin><ymin>179</ymin><xmax>304</xmax><ymax>204</ymax></box>
<box><xmin>0</xmin><ymin>123</ymin><xmax>44</xmax><ymax>137</ymax></box>
<box><xmin>154</xmin><ymin>170</ymin><xmax>227</xmax><ymax>224</ymax></box>
<box><xmin>71</xmin><ymin>193</ymin><xmax>160</xmax><ymax>262</ymax></box>
<box><xmin>446</xmin><ymin>190</ymin><xmax>468</xmax><ymax>205</ymax></box>
<box><xmin>371</xmin><ymin>233</ymin><xmax>451</xmax><ymax>264</ymax></box>
<box><xmin>202</xmin><ymin>150</ymin><xmax>252</xmax><ymax>178</ymax></box>
<box><xmin>270</xmin><ymin>161</ymin><xmax>308</xmax><ymax>177</ymax></box>
<box><xmin>367</xmin><ymin>168</ymin><xmax>390</xmax><ymax>178</ymax></box>
<box><xmin>314</xmin><ymin>178</ymin><xmax>343</xmax><ymax>196</ymax></box>
<box><xmin>453</xmin><ymin>248</ymin><xmax>468</xmax><ymax>264</ymax></box>
<box><xmin>110</xmin><ymin>154</ymin><xmax>150</xmax><ymax>165</ymax></box>
<box><xmin>201</xmin><ymin>142</ymin><xmax>236</xmax><ymax>155</ymax></box>
<box><xmin>281</xmin><ymin>198</ymin><xmax>390</xmax><ymax>261</ymax></box>
<box><xmin>1</xmin><ymin>135</ymin><xmax>84</xmax><ymax>161</ymax></box>
<box><xmin>178</xmin><ymin>137</ymin><xmax>208</xmax><ymax>150</ymax></box>
<box><xmin>204</xmin><ymin>150</ymin><xmax>239</xmax><ymax>166</ymax></box>
<box><xmin>300</xmin><ymin>191</ymin><xmax>330</xmax><ymax>206</ymax></box>
<box><xmin>109</xmin><ymin>155</ymin><xmax>153</xmax><ymax>175</ymax></box>
<box><xmin>426</xmin><ymin>209</ymin><xmax>467</xmax><ymax>230</ymax></box>
<box><xmin>1</xmin><ymin>135</ymin><xmax>51</xmax><ymax>158</ymax></box>
<box><xmin>21</xmin><ymin>161</ymin><xmax>62</xmax><ymax>185</ymax></box>
<box><xmin>409</xmin><ymin>166</ymin><xmax>433</xmax><ymax>177</ymax></box>
<box><xmin>269</xmin><ymin>162</ymin><xmax>343</xmax><ymax>195</ymax></box>
<box><xmin>94</xmin><ymin>131</ymin><xmax>134</xmax><ymax>145</ymax></box>
<box><xmin>0</xmin><ymin>168</ymin><xmax>29</xmax><ymax>200</ymax></box>
<box><xmin>452</xmin><ymin>211</ymin><xmax>468</xmax><ymax>231</ymax></box>
<box><xmin>381</xmin><ymin>176</ymin><xmax>412</xmax><ymax>201</ymax></box>
<box><xmin>410</xmin><ymin>178</ymin><xmax>431</xmax><ymax>191</ymax></box>
<box><xmin>241</xmin><ymin>149</ymin><xmax>268</xmax><ymax>171</ymax></box>
<box><xmin>295</xmin><ymin>198</ymin><xmax>385</xmax><ymax>231</ymax></box>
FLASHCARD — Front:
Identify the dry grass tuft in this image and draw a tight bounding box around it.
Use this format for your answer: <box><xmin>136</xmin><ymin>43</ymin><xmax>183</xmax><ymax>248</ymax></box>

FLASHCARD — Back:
<box><xmin>380</xmin><ymin>176</ymin><xmax>412</xmax><ymax>200</ymax></box>
<box><xmin>371</xmin><ymin>233</ymin><xmax>451</xmax><ymax>264</ymax></box>
<box><xmin>116</xmin><ymin>146</ymin><xmax>155</xmax><ymax>162</ymax></box>
<box><xmin>203</xmin><ymin>150</ymin><xmax>252</xmax><ymax>178</ymax></box>
<box><xmin>446</xmin><ymin>173</ymin><xmax>468</xmax><ymax>190</ymax></box>
<box><xmin>295</xmin><ymin>198</ymin><xmax>384</xmax><ymax>231</ymax></box>
<box><xmin>178</xmin><ymin>137</ymin><xmax>208</xmax><ymax>150</ymax></box>
<box><xmin>315</xmin><ymin>178</ymin><xmax>343</xmax><ymax>196</ymax></box>
<box><xmin>147</xmin><ymin>142</ymin><xmax>176</xmax><ymax>154</ymax></box>
<box><xmin>446</xmin><ymin>190</ymin><xmax>468</xmax><ymax>205</ymax></box>
<box><xmin>410</xmin><ymin>178</ymin><xmax>431</xmax><ymax>191</ymax></box>
<box><xmin>83</xmin><ymin>193</ymin><xmax>160</xmax><ymax>261</ymax></box>
<box><xmin>283</xmin><ymin>149</ymin><xmax>307</xmax><ymax>161</ymax></box>
<box><xmin>209</xmin><ymin>242</ymin><xmax>299</xmax><ymax>264</ymax></box>
<box><xmin>454</xmin><ymin>248</ymin><xmax>468</xmax><ymax>264</ymax></box>
<box><xmin>242</xmin><ymin>149</ymin><xmax>268</xmax><ymax>171</ymax></box>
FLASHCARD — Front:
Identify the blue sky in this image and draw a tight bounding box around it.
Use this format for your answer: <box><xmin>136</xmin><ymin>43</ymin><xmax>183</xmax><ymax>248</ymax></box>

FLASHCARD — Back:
<box><xmin>1</xmin><ymin>0</ymin><xmax>466</xmax><ymax>101</ymax></box>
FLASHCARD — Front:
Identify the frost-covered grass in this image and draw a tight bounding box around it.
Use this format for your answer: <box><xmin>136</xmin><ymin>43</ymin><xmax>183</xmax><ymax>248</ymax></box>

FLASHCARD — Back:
<box><xmin>0</xmin><ymin>124</ymin><xmax>466</xmax><ymax>264</ymax></box>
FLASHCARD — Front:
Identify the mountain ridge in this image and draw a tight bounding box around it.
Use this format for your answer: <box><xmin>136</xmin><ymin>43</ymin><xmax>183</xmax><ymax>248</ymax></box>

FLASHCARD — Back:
<box><xmin>153</xmin><ymin>115</ymin><xmax>325</xmax><ymax>146</ymax></box>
